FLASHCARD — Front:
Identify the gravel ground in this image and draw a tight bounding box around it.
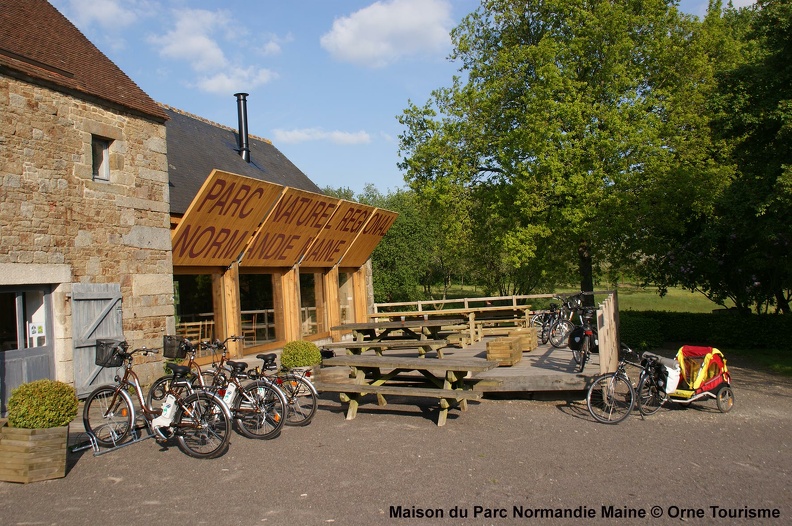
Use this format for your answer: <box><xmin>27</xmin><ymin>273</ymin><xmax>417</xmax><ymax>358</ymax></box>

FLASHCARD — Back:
<box><xmin>1</xmin><ymin>359</ymin><xmax>790</xmax><ymax>526</ymax></box>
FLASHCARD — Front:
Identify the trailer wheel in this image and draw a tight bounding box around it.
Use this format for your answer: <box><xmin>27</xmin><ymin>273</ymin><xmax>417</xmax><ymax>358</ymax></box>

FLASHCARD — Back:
<box><xmin>716</xmin><ymin>385</ymin><xmax>734</xmax><ymax>413</ymax></box>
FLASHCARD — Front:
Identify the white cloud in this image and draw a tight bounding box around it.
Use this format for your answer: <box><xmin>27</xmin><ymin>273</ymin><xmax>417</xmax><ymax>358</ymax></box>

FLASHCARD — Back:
<box><xmin>258</xmin><ymin>33</ymin><xmax>294</xmax><ymax>57</ymax></box>
<box><xmin>61</xmin><ymin>0</ymin><xmax>146</xmax><ymax>29</ymax></box>
<box><xmin>194</xmin><ymin>68</ymin><xmax>279</xmax><ymax>95</ymax></box>
<box><xmin>146</xmin><ymin>8</ymin><xmax>279</xmax><ymax>94</ymax></box>
<box><xmin>320</xmin><ymin>0</ymin><xmax>453</xmax><ymax>68</ymax></box>
<box><xmin>273</xmin><ymin>128</ymin><xmax>372</xmax><ymax>145</ymax></box>
<box><xmin>148</xmin><ymin>9</ymin><xmax>232</xmax><ymax>72</ymax></box>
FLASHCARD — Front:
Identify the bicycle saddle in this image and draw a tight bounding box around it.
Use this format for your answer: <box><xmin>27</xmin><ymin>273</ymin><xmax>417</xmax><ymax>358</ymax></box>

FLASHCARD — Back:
<box><xmin>226</xmin><ymin>360</ymin><xmax>248</xmax><ymax>374</ymax></box>
<box><xmin>169</xmin><ymin>364</ymin><xmax>191</xmax><ymax>378</ymax></box>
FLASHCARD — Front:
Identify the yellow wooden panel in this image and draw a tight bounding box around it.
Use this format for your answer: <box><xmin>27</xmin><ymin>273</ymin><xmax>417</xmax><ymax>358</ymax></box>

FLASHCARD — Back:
<box><xmin>299</xmin><ymin>200</ymin><xmax>375</xmax><ymax>267</ymax></box>
<box><xmin>340</xmin><ymin>209</ymin><xmax>398</xmax><ymax>267</ymax></box>
<box><xmin>241</xmin><ymin>188</ymin><xmax>340</xmax><ymax>267</ymax></box>
<box><xmin>171</xmin><ymin>170</ymin><xmax>284</xmax><ymax>266</ymax></box>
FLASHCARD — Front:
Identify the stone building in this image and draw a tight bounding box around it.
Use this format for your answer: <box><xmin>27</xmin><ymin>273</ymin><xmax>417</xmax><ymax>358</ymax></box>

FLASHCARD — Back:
<box><xmin>1</xmin><ymin>1</ymin><xmax>396</xmax><ymax>410</ymax></box>
<box><xmin>0</xmin><ymin>0</ymin><xmax>173</xmax><ymax>405</ymax></box>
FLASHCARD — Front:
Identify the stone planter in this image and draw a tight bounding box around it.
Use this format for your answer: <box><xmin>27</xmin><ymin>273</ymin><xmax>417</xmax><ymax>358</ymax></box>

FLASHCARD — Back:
<box><xmin>0</xmin><ymin>419</ymin><xmax>69</xmax><ymax>483</ymax></box>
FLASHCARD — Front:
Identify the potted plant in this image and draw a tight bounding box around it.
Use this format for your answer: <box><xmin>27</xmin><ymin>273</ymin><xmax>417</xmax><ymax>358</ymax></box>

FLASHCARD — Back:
<box><xmin>0</xmin><ymin>379</ymin><xmax>79</xmax><ymax>483</ymax></box>
<box><xmin>280</xmin><ymin>340</ymin><xmax>323</xmax><ymax>373</ymax></box>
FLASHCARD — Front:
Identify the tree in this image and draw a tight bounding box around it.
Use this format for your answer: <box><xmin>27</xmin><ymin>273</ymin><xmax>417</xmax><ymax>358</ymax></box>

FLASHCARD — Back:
<box><xmin>357</xmin><ymin>186</ymin><xmax>437</xmax><ymax>303</ymax></box>
<box><xmin>646</xmin><ymin>0</ymin><xmax>792</xmax><ymax>313</ymax></box>
<box><xmin>398</xmin><ymin>0</ymin><xmax>724</xmax><ymax>304</ymax></box>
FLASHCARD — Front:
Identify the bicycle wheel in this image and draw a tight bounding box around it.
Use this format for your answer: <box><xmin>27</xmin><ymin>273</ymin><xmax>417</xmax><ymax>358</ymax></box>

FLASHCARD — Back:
<box><xmin>576</xmin><ymin>338</ymin><xmax>589</xmax><ymax>373</ymax></box>
<box><xmin>637</xmin><ymin>374</ymin><xmax>664</xmax><ymax>416</ymax></box>
<box><xmin>199</xmin><ymin>367</ymin><xmax>230</xmax><ymax>389</ymax></box>
<box><xmin>278</xmin><ymin>374</ymin><xmax>318</xmax><ymax>426</ymax></box>
<box><xmin>530</xmin><ymin>314</ymin><xmax>544</xmax><ymax>330</ymax></box>
<box><xmin>145</xmin><ymin>375</ymin><xmax>172</xmax><ymax>410</ymax></box>
<box><xmin>540</xmin><ymin>316</ymin><xmax>552</xmax><ymax>344</ymax></box>
<box><xmin>587</xmin><ymin>373</ymin><xmax>635</xmax><ymax>424</ymax></box>
<box><xmin>234</xmin><ymin>381</ymin><xmax>287</xmax><ymax>439</ymax></box>
<box><xmin>172</xmin><ymin>391</ymin><xmax>231</xmax><ymax>459</ymax></box>
<box><xmin>550</xmin><ymin>319</ymin><xmax>573</xmax><ymax>348</ymax></box>
<box><xmin>145</xmin><ymin>375</ymin><xmax>193</xmax><ymax>410</ymax></box>
<box><xmin>83</xmin><ymin>385</ymin><xmax>133</xmax><ymax>448</ymax></box>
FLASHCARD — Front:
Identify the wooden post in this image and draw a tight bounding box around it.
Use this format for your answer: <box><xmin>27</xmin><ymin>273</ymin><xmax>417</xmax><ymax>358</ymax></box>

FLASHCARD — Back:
<box><xmin>324</xmin><ymin>266</ymin><xmax>342</xmax><ymax>341</ymax></box>
<box><xmin>223</xmin><ymin>262</ymin><xmax>242</xmax><ymax>358</ymax></box>
<box><xmin>279</xmin><ymin>267</ymin><xmax>301</xmax><ymax>342</ymax></box>
<box><xmin>351</xmin><ymin>264</ymin><xmax>369</xmax><ymax>323</ymax></box>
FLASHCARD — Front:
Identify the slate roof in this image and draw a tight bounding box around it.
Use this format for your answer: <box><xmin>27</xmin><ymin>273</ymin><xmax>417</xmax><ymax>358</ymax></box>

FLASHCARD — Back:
<box><xmin>0</xmin><ymin>0</ymin><xmax>167</xmax><ymax>122</ymax></box>
<box><xmin>164</xmin><ymin>106</ymin><xmax>323</xmax><ymax>215</ymax></box>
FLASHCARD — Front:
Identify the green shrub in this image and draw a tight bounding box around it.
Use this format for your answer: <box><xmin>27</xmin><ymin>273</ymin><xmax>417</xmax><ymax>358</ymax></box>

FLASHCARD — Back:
<box><xmin>7</xmin><ymin>379</ymin><xmax>79</xmax><ymax>429</ymax></box>
<box><xmin>280</xmin><ymin>340</ymin><xmax>322</xmax><ymax>369</ymax></box>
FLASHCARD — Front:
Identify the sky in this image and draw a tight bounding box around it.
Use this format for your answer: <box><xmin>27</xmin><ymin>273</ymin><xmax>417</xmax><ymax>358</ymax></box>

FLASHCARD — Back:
<box><xmin>50</xmin><ymin>0</ymin><xmax>755</xmax><ymax>196</ymax></box>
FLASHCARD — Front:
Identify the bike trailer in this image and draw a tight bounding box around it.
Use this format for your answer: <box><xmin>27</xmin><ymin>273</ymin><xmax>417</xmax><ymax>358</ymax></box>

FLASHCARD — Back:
<box><xmin>668</xmin><ymin>345</ymin><xmax>734</xmax><ymax>412</ymax></box>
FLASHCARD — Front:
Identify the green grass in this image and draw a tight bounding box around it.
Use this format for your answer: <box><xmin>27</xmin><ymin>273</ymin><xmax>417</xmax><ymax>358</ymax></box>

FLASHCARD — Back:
<box><xmin>440</xmin><ymin>283</ymin><xmax>726</xmax><ymax>313</ymax></box>
<box><xmin>609</xmin><ymin>285</ymin><xmax>729</xmax><ymax>313</ymax></box>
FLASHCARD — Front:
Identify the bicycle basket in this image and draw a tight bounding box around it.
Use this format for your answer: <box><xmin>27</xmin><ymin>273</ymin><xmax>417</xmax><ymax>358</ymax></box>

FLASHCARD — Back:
<box><xmin>163</xmin><ymin>335</ymin><xmax>188</xmax><ymax>359</ymax></box>
<box><xmin>96</xmin><ymin>339</ymin><xmax>125</xmax><ymax>367</ymax></box>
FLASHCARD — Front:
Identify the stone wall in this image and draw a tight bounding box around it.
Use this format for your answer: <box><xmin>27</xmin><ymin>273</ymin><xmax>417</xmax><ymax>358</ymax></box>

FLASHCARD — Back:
<box><xmin>0</xmin><ymin>74</ymin><xmax>174</xmax><ymax>384</ymax></box>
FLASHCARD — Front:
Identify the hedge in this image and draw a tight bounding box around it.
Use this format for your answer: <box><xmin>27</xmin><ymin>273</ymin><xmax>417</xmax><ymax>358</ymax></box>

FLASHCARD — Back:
<box><xmin>619</xmin><ymin>310</ymin><xmax>792</xmax><ymax>351</ymax></box>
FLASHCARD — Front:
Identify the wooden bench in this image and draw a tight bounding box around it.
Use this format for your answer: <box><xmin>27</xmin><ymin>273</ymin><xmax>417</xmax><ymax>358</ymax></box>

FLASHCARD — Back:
<box><xmin>313</xmin><ymin>382</ymin><xmax>481</xmax><ymax>400</ymax></box>
<box><xmin>474</xmin><ymin>319</ymin><xmax>526</xmax><ymax>339</ymax></box>
<box><xmin>317</xmin><ymin>355</ymin><xmax>497</xmax><ymax>426</ymax></box>
<box><xmin>321</xmin><ymin>339</ymin><xmax>449</xmax><ymax>357</ymax></box>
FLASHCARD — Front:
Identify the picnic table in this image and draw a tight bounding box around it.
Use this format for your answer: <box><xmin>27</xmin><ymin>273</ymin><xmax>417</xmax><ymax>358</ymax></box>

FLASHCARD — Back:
<box><xmin>331</xmin><ymin>318</ymin><xmax>466</xmax><ymax>342</ymax></box>
<box><xmin>321</xmin><ymin>339</ymin><xmax>451</xmax><ymax>358</ymax></box>
<box><xmin>369</xmin><ymin>305</ymin><xmax>532</xmax><ymax>345</ymax></box>
<box><xmin>314</xmin><ymin>355</ymin><xmax>498</xmax><ymax>426</ymax></box>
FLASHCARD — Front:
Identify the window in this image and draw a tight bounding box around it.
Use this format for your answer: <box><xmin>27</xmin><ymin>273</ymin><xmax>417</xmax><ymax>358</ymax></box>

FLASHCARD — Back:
<box><xmin>240</xmin><ymin>273</ymin><xmax>277</xmax><ymax>347</ymax></box>
<box><xmin>91</xmin><ymin>136</ymin><xmax>111</xmax><ymax>181</ymax></box>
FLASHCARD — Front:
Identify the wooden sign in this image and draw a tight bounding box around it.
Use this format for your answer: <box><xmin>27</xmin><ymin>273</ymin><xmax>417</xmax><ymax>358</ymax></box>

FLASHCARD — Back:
<box><xmin>339</xmin><ymin>208</ymin><xmax>398</xmax><ymax>267</ymax></box>
<box><xmin>299</xmin><ymin>201</ymin><xmax>376</xmax><ymax>267</ymax></box>
<box><xmin>241</xmin><ymin>188</ymin><xmax>340</xmax><ymax>267</ymax></box>
<box><xmin>171</xmin><ymin>170</ymin><xmax>284</xmax><ymax>266</ymax></box>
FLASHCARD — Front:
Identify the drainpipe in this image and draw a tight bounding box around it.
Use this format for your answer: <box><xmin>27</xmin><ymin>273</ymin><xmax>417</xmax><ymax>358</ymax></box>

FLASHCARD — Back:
<box><xmin>235</xmin><ymin>92</ymin><xmax>250</xmax><ymax>163</ymax></box>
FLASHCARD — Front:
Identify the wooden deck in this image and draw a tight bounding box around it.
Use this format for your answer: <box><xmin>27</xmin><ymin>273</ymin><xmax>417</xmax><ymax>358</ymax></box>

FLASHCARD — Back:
<box><xmin>322</xmin><ymin>335</ymin><xmax>602</xmax><ymax>393</ymax></box>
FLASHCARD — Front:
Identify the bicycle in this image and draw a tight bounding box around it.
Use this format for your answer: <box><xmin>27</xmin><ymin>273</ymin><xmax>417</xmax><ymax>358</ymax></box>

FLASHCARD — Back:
<box><xmin>569</xmin><ymin>306</ymin><xmax>598</xmax><ymax>372</ymax></box>
<box><xmin>82</xmin><ymin>339</ymin><xmax>232</xmax><ymax>459</ymax></box>
<box><xmin>549</xmin><ymin>293</ymin><xmax>583</xmax><ymax>348</ymax></box>
<box><xmin>199</xmin><ymin>336</ymin><xmax>289</xmax><ymax>439</ymax></box>
<box><xmin>635</xmin><ymin>352</ymin><xmax>680</xmax><ymax>416</ymax></box>
<box><xmin>586</xmin><ymin>344</ymin><xmax>641</xmax><ymax>424</ymax></box>
<box><xmin>145</xmin><ymin>336</ymin><xmax>208</xmax><ymax>410</ymax></box>
<box><xmin>586</xmin><ymin>345</ymin><xmax>675</xmax><ymax>424</ymax></box>
<box><xmin>247</xmin><ymin>353</ymin><xmax>319</xmax><ymax>426</ymax></box>
<box><xmin>530</xmin><ymin>302</ymin><xmax>560</xmax><ymax>345</ymax></box>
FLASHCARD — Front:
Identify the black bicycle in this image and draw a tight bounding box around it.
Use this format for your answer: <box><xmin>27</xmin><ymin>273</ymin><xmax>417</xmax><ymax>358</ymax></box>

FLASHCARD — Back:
<box><xmin>568</xmin><ymin>306</ymin><xmax>598</xmax><ymax>372</ymax></box>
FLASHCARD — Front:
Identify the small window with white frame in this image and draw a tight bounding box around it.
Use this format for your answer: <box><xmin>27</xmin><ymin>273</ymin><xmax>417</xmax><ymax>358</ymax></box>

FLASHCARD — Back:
<box><xmin>91</xmin><ymin>136</ymin><xmax>111</xmax><ymax>181</ymax></box>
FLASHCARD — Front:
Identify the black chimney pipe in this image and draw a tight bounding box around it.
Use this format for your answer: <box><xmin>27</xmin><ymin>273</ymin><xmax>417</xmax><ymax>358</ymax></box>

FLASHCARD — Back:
<box><xmin>235</xmin><ymin>92</ymin><xmax>250</xmax><ymax>163</ymax></box>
